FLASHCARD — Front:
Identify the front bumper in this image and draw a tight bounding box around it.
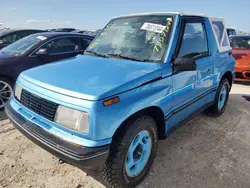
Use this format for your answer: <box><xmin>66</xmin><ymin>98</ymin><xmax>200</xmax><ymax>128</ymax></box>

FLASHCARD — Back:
<box><xmin>5</xmin><ymin>101</ymin><xmax>110</xmax><ymax>170</ymax></box>
<box><xmin>235</xmin><ymin>65</ymin><xmax>250</xmax><ymax>81</ymax></box>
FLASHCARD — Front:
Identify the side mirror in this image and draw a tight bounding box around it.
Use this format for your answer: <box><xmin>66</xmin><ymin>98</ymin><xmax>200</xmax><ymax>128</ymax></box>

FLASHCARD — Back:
<box><xmin>172</xmin><ymin>57</ymin><xmax>196</xmax><ymax>72</ymax></box>
<box><xmin>36</xmin><ymin>49</ymin><xmax>48</xmax><ymax>56</ymax></box>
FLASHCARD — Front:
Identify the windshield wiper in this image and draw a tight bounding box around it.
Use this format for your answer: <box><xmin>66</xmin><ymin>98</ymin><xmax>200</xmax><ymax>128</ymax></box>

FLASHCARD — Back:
<box><xmin>108</xmin><ymin>53</ymin><xmax>155</xmax><ymax>62</ymax></box>
<box><xmin>84</xmin><ymin>50</ymin><xmax>109</xmax><ymax>58</ymax></box>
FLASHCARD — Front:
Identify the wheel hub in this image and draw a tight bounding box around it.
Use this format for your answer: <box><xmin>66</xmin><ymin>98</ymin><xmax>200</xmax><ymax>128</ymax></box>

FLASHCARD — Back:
<box><xmin>133</xmin><ymin>144</ymin><xmax>143</xmax><ymax>160</ymax></box>
<box><xmin>218</xmin><ymin>85</ymin><xmax>227</xmax><ymax>110</ymax></box>
<box><xmin>125</xmin><ymin>130</ymin><xmax>152</xmax><ymax>177</ymax></box>
<box><xmin>0</xmin><ymin>81</ymin><xmax>13</xmax><ymax>109</ymax></box>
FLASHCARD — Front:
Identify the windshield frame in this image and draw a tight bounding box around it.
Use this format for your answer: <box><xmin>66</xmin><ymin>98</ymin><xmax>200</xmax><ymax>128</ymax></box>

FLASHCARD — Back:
<box><xmin>86</xmin><ymin>14</ymin><xmax>176</xmax><ymax>63</ymax></box>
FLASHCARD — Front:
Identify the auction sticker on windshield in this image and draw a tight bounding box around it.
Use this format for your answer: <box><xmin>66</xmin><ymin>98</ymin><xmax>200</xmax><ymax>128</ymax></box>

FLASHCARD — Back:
<box><xmin>36</xmin><ymin>36</ymin><xmax>47</xmax><ymax>41</ymax></box>
<box><xmin>141</xmin><ymin>22</ymin><xmax>166</xmax><ymax>33</ymax></box>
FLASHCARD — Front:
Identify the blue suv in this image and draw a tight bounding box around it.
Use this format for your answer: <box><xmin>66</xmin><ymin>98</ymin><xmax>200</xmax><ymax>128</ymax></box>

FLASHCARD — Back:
<box><xmin>5</xmin><ymin>13</ymin><xmax>235</xmax><ymax>187</ymax></box>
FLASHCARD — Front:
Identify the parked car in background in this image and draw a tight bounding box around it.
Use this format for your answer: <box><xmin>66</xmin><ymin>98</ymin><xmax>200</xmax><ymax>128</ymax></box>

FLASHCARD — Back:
<box><xmin>77</xmin><ymin>29</ymin><xmax>101</xmax><ymax>36</ymax></box>
<box><xmin>53</xmin><ymin>28</ymin><xmax>77</xmax><ymax>32</ymax></box>
<box><xmin>5</xmin><ymin>13</ymin><xmax>235</xmax><ymax>187</ymax></box>
<box><xmin>230</xmin><ymin>36</ymin><xmax>250</xmax><ymax>81</ymax></box>
<box><xmin>227</xmin><ymin>28</ymin><xmax>236</xmax><ymax>37</ymax></box>
<box><xmin>0</xmin><ymin>29</ymin><xmax>45</xmax><ymax>49</ymax></box>
<box><xmin>0</xmin><ymin>32</ymin><xmax>94</xmax><ymax>108</ymax></box>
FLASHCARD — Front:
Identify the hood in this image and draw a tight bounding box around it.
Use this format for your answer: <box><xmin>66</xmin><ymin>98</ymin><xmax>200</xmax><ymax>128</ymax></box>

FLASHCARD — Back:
<box><xmin>232</xmin><ymin>48</ymin><xmax>250</xmax><ymax>65</ymax></box>
<box><xmin>20</xmin><ymin>55</ymin><xmax>162</xmax><ymax>100</ymax></box>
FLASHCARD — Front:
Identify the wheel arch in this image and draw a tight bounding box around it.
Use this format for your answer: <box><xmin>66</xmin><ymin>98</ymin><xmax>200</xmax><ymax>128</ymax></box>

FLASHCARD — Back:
<box><xmin>0</xmin><ymin>74</ymin><xmax>14</xmax><ymax>86</ymax></box>
<box><xmin>112</xmin><ymin>106</ymin><xmax>166</xmax><ymax>142</ymax></box>
<box><xmin>220</xmin><ymin>71</ymin><xmax>233</xmax><ymax>91</ymax></box>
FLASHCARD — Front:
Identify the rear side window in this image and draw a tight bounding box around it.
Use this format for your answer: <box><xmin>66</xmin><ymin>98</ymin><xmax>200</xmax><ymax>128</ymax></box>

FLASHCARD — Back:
<box><xmin>178</xmin><ymin>23</ymin><xmax>208</xmax><ymax>58</ymax></box>
<box><xmin>210</xmin><ymin>18</ymin><xmax>231</xmax><ymax>52</ymax></box>
<box><xmin>41</xmin><ymin>37</ymin><xmax>80</xmax><ymax>54</ymax></box>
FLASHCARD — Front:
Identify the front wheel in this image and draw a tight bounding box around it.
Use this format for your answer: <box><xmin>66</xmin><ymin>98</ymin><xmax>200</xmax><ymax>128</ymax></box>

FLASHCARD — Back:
<box><xmin>205</xmin><ymin>78</ymin><xmax>230</xmax><ymax>116</ymax></box>
<box><xmin>0</xmin><ymin>78</ymin><xmax>13</xmax><ymax>109</ymax></box>
<box><xmin>102</xmin><ymin>115</ymin><xmax>158</xmax><ymax>188</ymax></box>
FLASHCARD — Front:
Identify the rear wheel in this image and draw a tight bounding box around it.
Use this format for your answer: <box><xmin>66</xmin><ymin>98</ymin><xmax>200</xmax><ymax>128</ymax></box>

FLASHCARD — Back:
<box><xmin>0</xmin><ymin>77</ymin><xmax>13</xmax><ymax>109</ymax></box>
<box><xmin>102</xmin><ymin>115</ymin><xmax>158</xmax><ymax>188</ymax></box>
<box><xmin>206</xmin><ymin>78</ymin><xmax>230</xmax><ymax>116</ymax></box>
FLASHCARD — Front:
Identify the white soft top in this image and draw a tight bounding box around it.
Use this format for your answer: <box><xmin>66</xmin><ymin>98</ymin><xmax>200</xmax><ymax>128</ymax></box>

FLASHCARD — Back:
<box><xmin>113</xmin><ymin>12</ymin><xmax>223</xmax><ymax>20</ymax></box>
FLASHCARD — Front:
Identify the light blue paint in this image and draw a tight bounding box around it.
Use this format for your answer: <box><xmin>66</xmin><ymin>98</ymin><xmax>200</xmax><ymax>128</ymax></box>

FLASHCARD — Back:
<box><xmin>9</xmin><ymin>13</ymin><xmax>235</xmax><ymax>148</ymax></box>
<box><xmin>218</xmin><ymin>85</ymin><xmax>227</xmax><ymax>110</ymax></box>
<box><xmin>20</xmin><ymin>55</ymin><xmax>161</xmax><ymax>101</ymax></box>
<box><xmin>125</xmin><ymin>130</ymin><xmax>152</xmax><ymax>177</ymax></box>
<box><xmin>9</xmin><ymin>99</ymin><xmax>112</xmax><ymax>147</ymax></box>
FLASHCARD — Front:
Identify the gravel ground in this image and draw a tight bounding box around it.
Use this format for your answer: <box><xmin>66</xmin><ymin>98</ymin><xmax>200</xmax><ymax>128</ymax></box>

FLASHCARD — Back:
<box><xmin>1</xmin><ymin>83</ymin><xmax>250</xmax><ymax>188</ymax></box>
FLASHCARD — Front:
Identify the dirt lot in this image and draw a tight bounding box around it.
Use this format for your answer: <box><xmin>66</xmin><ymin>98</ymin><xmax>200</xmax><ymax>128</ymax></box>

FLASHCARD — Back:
<box><xmin>1</xmin><ymin>83</ymin><xmax>250</xmax><ymax>188</ymax></box>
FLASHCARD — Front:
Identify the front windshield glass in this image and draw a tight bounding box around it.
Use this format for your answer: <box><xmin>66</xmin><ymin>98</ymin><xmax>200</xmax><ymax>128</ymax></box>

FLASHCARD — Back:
<box><xmin>230</xmin><ymin>37</ymin><xmax>250</xmax><ymax>49</ymax></box>
<box><xmin>0</xmin><ymin>34</ymin><xmax>46</xmax><ymax>56</ymax></box>
<box><xmin>86</xmin><ymin>15</ymin><xmax>174</xmax><ymax>62</ymax></box>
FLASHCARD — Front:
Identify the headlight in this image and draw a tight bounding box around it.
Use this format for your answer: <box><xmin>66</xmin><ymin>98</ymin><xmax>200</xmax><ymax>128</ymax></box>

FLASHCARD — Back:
<box><xmin>14</xmin><ymin>84</ymin><xmax>22</xmax><ymax>101</ymax></box>
<box><xmin>54</xmin><ymin>105</ymin><xmax>89</xmax><ymax>133</ymax></box>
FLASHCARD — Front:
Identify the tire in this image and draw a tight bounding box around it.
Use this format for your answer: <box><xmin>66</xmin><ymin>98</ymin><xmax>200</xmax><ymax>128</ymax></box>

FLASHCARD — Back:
<box><xmin>205</xmin><ymin>78</ymin><xmax>230</xmax><ymax>116</ymax></box>
<box><xmin>102</xmin><ymin>115</ymin><xmax>158</xmax><ymax>188</ymax></box>
<box><xmin>0</xmin><ymin>77</ymin><xmax>13</xmax><ymax>109</ymax></box>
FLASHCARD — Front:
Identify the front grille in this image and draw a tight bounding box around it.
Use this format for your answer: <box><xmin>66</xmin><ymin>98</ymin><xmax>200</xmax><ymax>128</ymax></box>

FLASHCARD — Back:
<box><xmin>20</xmin><ymin>89</ymin><xmax>58</xmax><ymax>121</ymax></box>
<box><xmin>245</xmin><ymin>72</ymin><xmax>250</xmax><ymax>78</ymax></box>
<box><xmin>235</xmin><ymin>72</ymin><xmax>244</xmax><ymax>79</ymax></box>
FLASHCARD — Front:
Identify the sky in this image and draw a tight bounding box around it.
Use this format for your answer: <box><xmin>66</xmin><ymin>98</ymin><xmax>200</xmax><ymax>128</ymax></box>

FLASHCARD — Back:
<box><xmin>0</xmin><ymin>0</ymin><xmax>250</xmax><ymax>32</ymax></box>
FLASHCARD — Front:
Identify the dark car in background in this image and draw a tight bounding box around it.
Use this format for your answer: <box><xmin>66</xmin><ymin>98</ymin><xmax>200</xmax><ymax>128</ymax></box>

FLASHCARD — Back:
<box><xmin>0</xmin><ymin>29</ymin><xmax>45</xmax><ymax>49</ymax></box>
<box><xmin>227</xmin><ymin>28</ymin><xmax>236</xmax><ymax>37</ymax></box>
<box><xmin>76</xmin><ymin>29</ymin><xmax>102</xmax><ymax>36</ymax></box>
<box><xmin>0</xmin><ymin>32</ymin><xmax>94</xmax><ymax>108</ymax></box>
<box><xmin>46</xmin><ymin>28</ymin><xmax>77</xmax><ymax>32</ymax></box>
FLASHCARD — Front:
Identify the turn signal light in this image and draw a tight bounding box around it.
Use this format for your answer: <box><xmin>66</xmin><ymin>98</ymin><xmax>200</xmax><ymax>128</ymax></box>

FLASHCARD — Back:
<box><xmin>103</xmin><ymin>96</ymin><xmax>120</xmax><ymax>107</ymax></box>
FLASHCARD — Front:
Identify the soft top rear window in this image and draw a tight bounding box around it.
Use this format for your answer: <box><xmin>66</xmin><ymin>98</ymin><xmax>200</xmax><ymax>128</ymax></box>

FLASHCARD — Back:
<box><xmin>209</xmin><ymin>18</ymin><xmax>231</xmax><ymax>52</ymax></box>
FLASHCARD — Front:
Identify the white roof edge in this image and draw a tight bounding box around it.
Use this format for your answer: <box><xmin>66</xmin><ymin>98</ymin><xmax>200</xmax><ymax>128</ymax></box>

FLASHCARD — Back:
<box><xmin>208</xmin><ymin>16</ymin><xmax>224</xmax><ymax>20</ymax></box>
<box><xmin>112</xmin><ymin>12</ymin><xmax>208</xmax><ymax>19</ymax></box>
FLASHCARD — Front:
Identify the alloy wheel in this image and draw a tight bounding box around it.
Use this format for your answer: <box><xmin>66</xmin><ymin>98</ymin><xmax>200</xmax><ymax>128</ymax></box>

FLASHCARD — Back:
<box><xmin>0</xmin><ymin>80</ymin><xmax>13</xmax><ymax>109</ymax></box>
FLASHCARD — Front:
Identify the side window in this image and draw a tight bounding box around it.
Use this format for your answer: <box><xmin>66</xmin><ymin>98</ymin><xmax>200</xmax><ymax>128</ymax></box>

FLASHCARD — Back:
<box><xmin>212</xmin><ymin>21</ymin><xmax>224</xmax><ymax>45</ymax></box>
<box><xmin>40</xmin><ymin>37</ymin><xmax>79</xmax><ymax>54</ymax></box>
<box><xmin>1</xmin><ymin>34</ymin><xmax>16</xmax><ymax>44</ymax></box>
<box><xmin>178</xmin><ymin>23</ymin><xmax>208</xmax><ymax>58</ymax></box>
<box><xmin>211</xmin><ymin>19</ymin><xmax>230</xmax><ymax>51</ymax></box>
<box><xmin>80</xmin><ymin>38</ymin><xmax>92</xmax><ymax>50</ymax></box>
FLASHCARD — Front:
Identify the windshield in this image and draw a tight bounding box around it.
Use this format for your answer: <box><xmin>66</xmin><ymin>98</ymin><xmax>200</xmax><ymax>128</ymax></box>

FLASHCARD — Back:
<box><xmin>86</xmin><ymin>15</ymin><xmax>174</xmax><ymax>62</ymax></box>
<box><xmin>0</xmin><ymin>34</ymin><xmax>46</xmax><ymax>56</ymax></box>
<box><xmin>230</xmin><ymin>37</ymin><xmax>250</xmax><ymax>49</ymax></box>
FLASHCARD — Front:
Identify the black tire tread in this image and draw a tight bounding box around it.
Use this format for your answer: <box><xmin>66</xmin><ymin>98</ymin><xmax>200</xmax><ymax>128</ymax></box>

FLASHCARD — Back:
<box><xmin>102</xmin><ymin>116</ymin><xmax>157</xmax><ymax>188</ymax></box>
<box><xmin>205</xmin><ymin>78</ymin><xmax>230</xmax><ymax>117</ymax></box>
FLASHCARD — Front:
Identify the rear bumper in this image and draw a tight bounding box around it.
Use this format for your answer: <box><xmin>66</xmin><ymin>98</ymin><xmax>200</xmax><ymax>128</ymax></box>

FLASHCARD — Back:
<box><xmin>5</xmin><ymin>101</ymin><xmax>110</xmax><ymax>170</ymax></box>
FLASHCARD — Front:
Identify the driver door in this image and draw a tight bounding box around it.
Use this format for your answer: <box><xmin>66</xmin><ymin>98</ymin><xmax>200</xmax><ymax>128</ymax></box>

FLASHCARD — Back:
<box><xmin>170</xmin><ymin>18</ymin><xmax>211</xmax><ymax>127</ymax></box>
